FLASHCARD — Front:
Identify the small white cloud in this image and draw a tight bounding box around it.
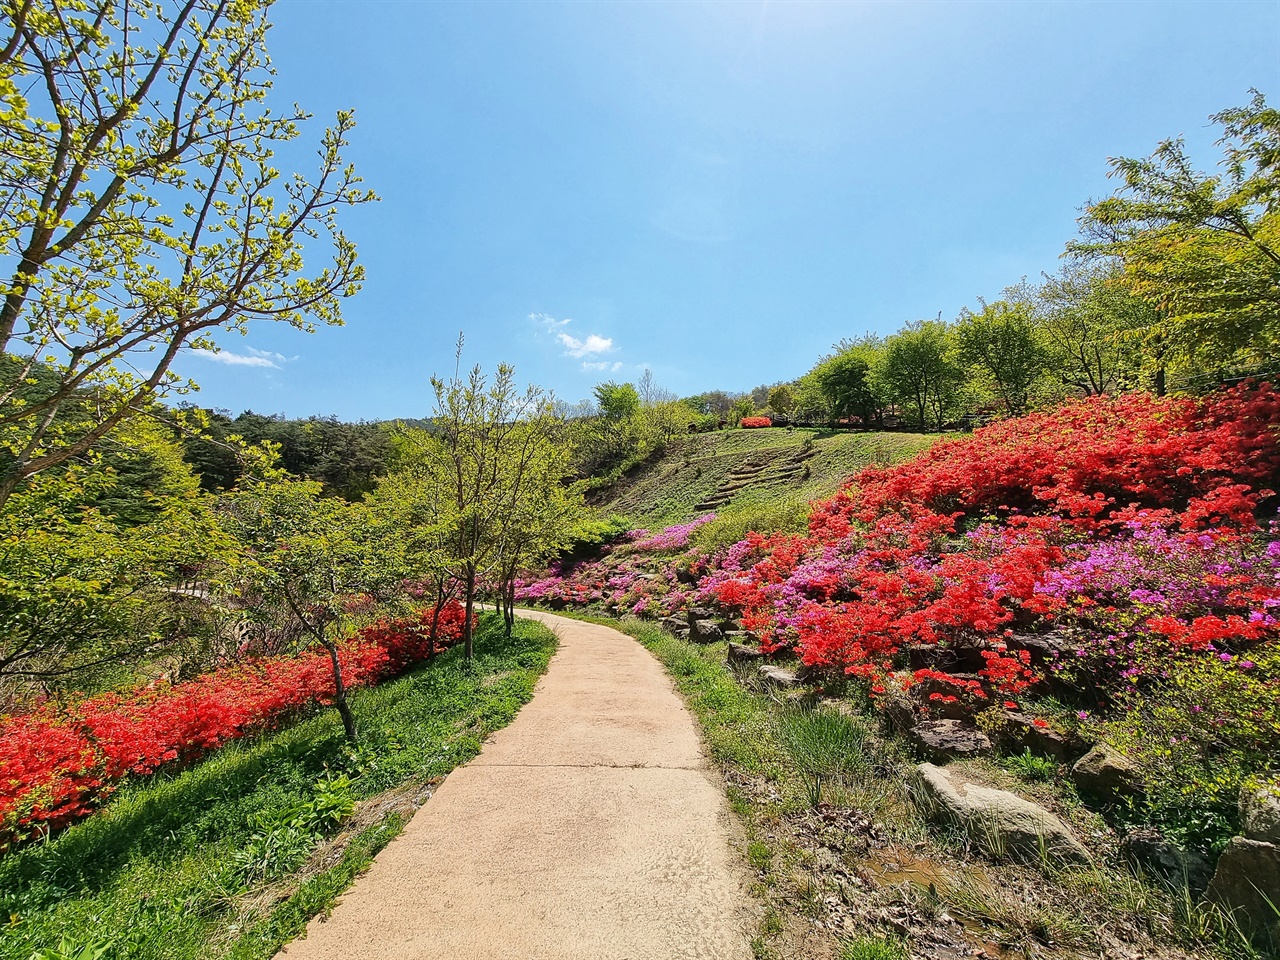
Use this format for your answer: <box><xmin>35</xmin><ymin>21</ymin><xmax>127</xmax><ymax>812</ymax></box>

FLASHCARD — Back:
<box><xmin>191</xmin><ymin>347</ymin><xmax>280</xmax><ymax>369</ymax></box>
<box><xmin>246</xmin><ymin>346</ymin><xmax>290</xmax><ymax>363</ymax></box>
<box><xmin>531</xmin><ymin>312</ymin><xmax>572</xmax><ymax>330</ymax></box>
<box><xmin>582</xmin><ymin>360</ymin><xmax>624</xmax><ymax>372</ymax></box>
<box><xmin>558</xmin><ymin>332</ymin><xmax>614</xmax><ymax>358</ymax></box>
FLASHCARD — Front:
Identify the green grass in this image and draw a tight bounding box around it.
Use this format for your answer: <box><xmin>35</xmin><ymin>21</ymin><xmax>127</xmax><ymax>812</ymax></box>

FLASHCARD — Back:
<box><xmin>0</xmin><ymin>614</ymin><xmax>558</xmax><ymax>960</ymax></box>
<box><xmin>598</xmin><ymin>428</ymin><xmax>938</xmax><ymax>527</ymax></box>
<box><xmin>839</xmin><ymin>936</ymin><xmax>908</xmax><ymax>960</ymax></box>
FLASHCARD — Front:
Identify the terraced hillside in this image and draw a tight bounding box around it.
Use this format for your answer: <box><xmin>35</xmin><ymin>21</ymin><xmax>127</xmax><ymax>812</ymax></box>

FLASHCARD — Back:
<box><xmin>593</xmin><ymin>427</ymin><xmax>938</xmax><ymax>526</ymax></box>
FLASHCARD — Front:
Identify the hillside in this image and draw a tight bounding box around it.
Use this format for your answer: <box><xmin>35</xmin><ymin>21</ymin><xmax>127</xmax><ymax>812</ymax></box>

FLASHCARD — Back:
<box><xmin>591</xmin><ymin>427</ymin><xmax>937</xmax><ymax>526</ymax></box>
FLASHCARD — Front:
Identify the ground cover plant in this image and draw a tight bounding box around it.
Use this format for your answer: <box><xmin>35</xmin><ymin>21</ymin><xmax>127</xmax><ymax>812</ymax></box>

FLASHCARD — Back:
<box><xmin>0</xmin><ymin>613</ymin><xmax>557</xmax><ymax>960</ymax></box>
<box><xmin>0</xmin><ymin>604</ymin><xmax>465</xmax><ymax>850</ymax></box>
<box><xmin>519</xmin><ymin>382</ymin><xmax>1280</xmax><ymax>853</ymax></box>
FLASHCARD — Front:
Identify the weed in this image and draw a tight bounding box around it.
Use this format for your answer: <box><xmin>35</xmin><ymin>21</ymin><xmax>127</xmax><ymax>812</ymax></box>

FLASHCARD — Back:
<box><xmin>1003</xmin><ymin>748</ymin><xmax>1057</xmax><ymax>782</ymax></box>
<box><xmin>747</xmin><ymin>841</ymin><xmax>772</xmax><ymax>873</ymax></box>
<box><xmin>839</xmin><ymin>935</ymin><xmax>908</xmax><ymax>960</ymax></box>
<box><xmin>777</xmin><ymin>706</ymin><xmax>873</xmax><ymax>807</ymax></box>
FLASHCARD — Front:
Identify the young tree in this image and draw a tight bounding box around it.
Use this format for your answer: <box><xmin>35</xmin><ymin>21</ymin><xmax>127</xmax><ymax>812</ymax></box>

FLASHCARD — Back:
<box><xmin>0</xmin><ymin>0</ymin><xmax>375</xmax><ymax>508</ymax></box>
<box><xmin>416</xmin><ymin>350</ymin><xmax>558</xmax><ymax>657</ymax></box>
<box><xmin>225</xmin><ymin>476</ymin><xmax>393</xmax><ymax>741</ymax></box>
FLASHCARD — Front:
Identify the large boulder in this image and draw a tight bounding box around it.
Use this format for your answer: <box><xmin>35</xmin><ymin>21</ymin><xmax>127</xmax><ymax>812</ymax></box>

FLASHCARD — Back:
<box><xmin>1241</xmin><ymin>779</ymin><xmax>1280</xmax><ymax>846</ymax></box>
<box><xmin>1203</xmin><ymin>837</ymin><xmax>1280</xmax><ymax>941</ymax></box>
<box><xmin>1119</xmin><ymin>828</ymin><xmax>1213</xmax><ymax>895</ymax></box>
<box><xmin>908</xmin><ymin>719</ymin><xmax>993</xmax><ymax>763</ymax></box>
<box><xmin>915</xmin><ymin>763</ymin><xmax>1091</xmax><ymax>866</ymax></box>
<box><xmin>1071</xmin><ymin>743</ymin><xmax>1142</xmax><ymax>800</ymax></box>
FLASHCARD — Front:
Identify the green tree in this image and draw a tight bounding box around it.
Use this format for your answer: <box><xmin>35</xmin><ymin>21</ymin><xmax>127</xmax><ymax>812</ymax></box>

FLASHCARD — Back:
<box><xmin>876</xmin><ymin>320</ymin><xmax>961</xmax><ymax>431</ymax></box>
<box><xmin>0</xmin><ymin>414</ymin><xmax>230</xmax><ymax>701</ymax></box>
<box><xmin>0</xmin><ymin>0</ymin><xmax>375</xmax><ymax>508</ymax></box>
<box><xmin>415</xmin><ymin>349</ymin><xmax>559</xmax><ymax>657</ymax></box>
<box><xmin>812</xmin><ymin>338</ymin><xmax>884</xmax><ymax>426</ymax></box>
<box><xmin>225</xmin><ymin>475</ymin><xmax>395</xmax><ymax>741</ymax></box>
<box><xmin>953</xmin><ymin>299</ymin><xmax>1047</xmax><ymax>416</ymax></box>
<box><xmin>1073</xmin><ymin>90</ymin><xmax>1280</xmax><ymax>372</ymax></box>
<box><xmin>766</xmin><ymin>384</ymin><xmax>796</xmax><ymax>418</ymax></box>
<box><xmin>1022</xmin><ymin>264</ymin><xmax>1156</xmax><ymax>396</ymax></box>
<box><xmin>594</xmin><ymin>381</ymin><xmax>640</xmax><ymax>421</ymax></box>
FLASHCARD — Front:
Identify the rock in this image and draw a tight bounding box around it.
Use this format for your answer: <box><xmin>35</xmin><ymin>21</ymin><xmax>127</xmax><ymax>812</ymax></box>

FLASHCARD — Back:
<box><xmin>915</xmin><ymin>762</ymin><xmax>1091</xmax><ymax>865</ymax></box>
<box><xmin>1119</xmin><ymin>828</ymin><xmax>1213</xmax><ymax>895</ymax></box>
<box><xmin>685</xmin><ymin>606</ymin><xmax>716</xmax><ymax>624</ymax></box>
<box><xmin>1071</xmin><ymin>743</ymin><xmax>1143</xmax><ymax>800</ymax></box>
<box><xmin>659</xmin><ymin>615</ymin><xmax>686</xmax><ymax>633</ymax></box>
<box><xmin>908</xmin><ymin>719</ymin><xmax>993</xmax><ymax>763</ymax></box>
<box><xmin>1241</xmin><ymin>779</ymin><xmax>1280</xmax><ymax>845</ymax></box>
<box><xmin>691</xmin><ymin>619</ymin><xmax>724</xmax><ymax>643</ymax></box>
<box><xmin>1203</xmin><ymin>837</ymin><xmax>1280</xmax><ymax>940</ymax></box>
<box><xmin>997</xmin><ymin>711</ymin><xmax>1085</xmax><ymax>762</ymax></box>
<box><xmin>726</xmin><ymin>642</ymin><xmax>763</xmax><ymax>663</ymax></box>
<box><xmin>904</xmin><ymin>643</ymin><xmax>989</xmax><ymax>674</ymax></box>
<box><xmin>1006</xmin><ymin>630</ymin><xmax>1078</xmax><ymax>665</ymax></box>
<box><xmin>758</xmin><ymin>664</ymin><xmax>801</xmax><ymax>689</ymax></box>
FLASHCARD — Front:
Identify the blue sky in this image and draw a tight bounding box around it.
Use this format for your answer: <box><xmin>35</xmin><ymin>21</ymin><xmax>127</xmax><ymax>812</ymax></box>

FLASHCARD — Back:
<box><xmin>173</xmin><ymin>0</ymin><xmax>1280</xmax><ymax>420</ymax></box>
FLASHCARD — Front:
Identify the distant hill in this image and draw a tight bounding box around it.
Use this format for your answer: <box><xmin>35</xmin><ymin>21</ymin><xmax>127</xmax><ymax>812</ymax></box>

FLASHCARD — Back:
<box><xmin>590</xmin><ymin>427</ymin><xmax>938</xmax><ymax>527</ymax></box>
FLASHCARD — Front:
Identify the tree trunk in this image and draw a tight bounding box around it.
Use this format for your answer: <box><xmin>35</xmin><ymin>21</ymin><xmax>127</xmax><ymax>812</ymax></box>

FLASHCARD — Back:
<box><xmin>427</xmin><ymin>595</ymin><xmax>443</xmax><ymax>660</ymax></box>
<box><xmin>322</xmin><ymin>638</ymin><xmax>358</xmax><ymax>742</ymax></box>
<box><xmin>463</xmin><ymin>565</ymin><xmax>476</xmax><ymax>659</ymax></box>
<box><xmin>503</xmin><ymin>577</ymin><xmax>516</xmax><ymax>636</ymax></box>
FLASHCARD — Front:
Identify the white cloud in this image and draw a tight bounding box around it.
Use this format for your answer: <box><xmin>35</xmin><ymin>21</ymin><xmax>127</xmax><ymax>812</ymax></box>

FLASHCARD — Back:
<box><xmin>246</xmin><ymin>346</ymin><xmax>290</xmax><ymax>363</ymax></box>
<box><xmin>532</xmin><ymin>313</ymin><xmax>620</xmax><ymax>364</ymax></box>
<box><xmin>191</xmin><ymin>347</ymin><xmax>280</xmax><ymax>369</ymax></box>
<box><xmin>530</xmin><ymin>312</ymin><xmax>572</xmax><ymax>330</ymax></box>
<box><xmin>558</xmin><ymin>332</ymin><xmax>614</xmax><ymax>358</ymax></box>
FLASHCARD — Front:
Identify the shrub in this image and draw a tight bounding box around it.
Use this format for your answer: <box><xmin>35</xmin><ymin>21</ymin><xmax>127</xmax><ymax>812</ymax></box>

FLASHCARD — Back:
<box><xmin>740</xmin><ymin>416</ymin><xmax>773</xmax><ymax>428</ymax></box>
<box><xmin>0</xmin><ymin>603</ymin><xmax>464</xmax><ymax>850</ymax></box>
<box><xmin>1096</xmin><ymin>643</ymin><xmax>1280</xmax><ymax>849</ymax></box>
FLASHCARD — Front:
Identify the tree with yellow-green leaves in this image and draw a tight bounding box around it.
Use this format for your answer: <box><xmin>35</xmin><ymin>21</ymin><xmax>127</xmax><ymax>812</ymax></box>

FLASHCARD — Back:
<box><xmin>1073</xmin><ymin>90</ymin><xmax>1280</xmax><ymax>379</ymax></box>
<box><xmin>0</xmin><ymin>0</ymin><xmax>375</xmax><ymax>508</ymax></box>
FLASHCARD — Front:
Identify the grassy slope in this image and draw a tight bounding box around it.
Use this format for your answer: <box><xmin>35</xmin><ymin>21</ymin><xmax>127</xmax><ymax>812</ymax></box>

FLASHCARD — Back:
<box><xmin>0</xmin><ymin>615</ymin><xmax>557</xmax><ymax>960</ymax></box>
<box><xmin>596</xmin><ymin>428</ymin><xmax>938</xmax><ymax>527</ymax></box>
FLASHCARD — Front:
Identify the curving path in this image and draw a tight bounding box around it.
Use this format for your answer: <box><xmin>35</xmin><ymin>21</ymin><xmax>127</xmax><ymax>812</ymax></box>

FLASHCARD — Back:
<box><xmin>278</xmin><ymin>609</ymin><xmax>753</xmax><ymax>960</ymax></box>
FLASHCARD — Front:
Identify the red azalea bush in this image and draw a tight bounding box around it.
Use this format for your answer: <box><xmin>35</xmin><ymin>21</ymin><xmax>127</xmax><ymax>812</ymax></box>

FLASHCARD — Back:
<box><xmin>740</xmin><ymin>416</ymin><xmax>773</xmax><ymax>428</ymax></box>
<box><xmin>516</xmin><ymin>384</ymin><xmax>1280</xmax><ymax>843</ymax></box>
<box><xmin>702</xmin><ymin>384</ymin><xmax>1279</xmax><ymax>721</ymax></box>
<box><xmin>0</xmin><ymin>602</ymin><xmax>464</xmax><ymax>850</ymax></box>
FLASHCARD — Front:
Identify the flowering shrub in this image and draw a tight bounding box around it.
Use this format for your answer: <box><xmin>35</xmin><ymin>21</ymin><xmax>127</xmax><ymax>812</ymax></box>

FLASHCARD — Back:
<box><xmin>740</xmin><ymin>416</ymin><xmax>772</xmax><ymax>428</ymax></box>
<box><xmin>523</xmin><ymin>383</ymin><xmax>1280</xmax><ymax>708</ymax></box>
<box><xmin>515</xmin><ymin>384</ymin><xmax>1280</xmax><ymax>843</ymax></box>
<box><xmin>0</xmin><ymin>602</ymin><xmax>464</xmax><ymax>850</ymax></box>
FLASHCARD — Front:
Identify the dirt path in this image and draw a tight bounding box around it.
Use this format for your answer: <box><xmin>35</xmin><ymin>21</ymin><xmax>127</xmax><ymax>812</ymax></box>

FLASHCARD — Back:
<box><xmin>278</xmin><ymin>610</ymin><xmax>754</xmax><ymax>960</ymax></box>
